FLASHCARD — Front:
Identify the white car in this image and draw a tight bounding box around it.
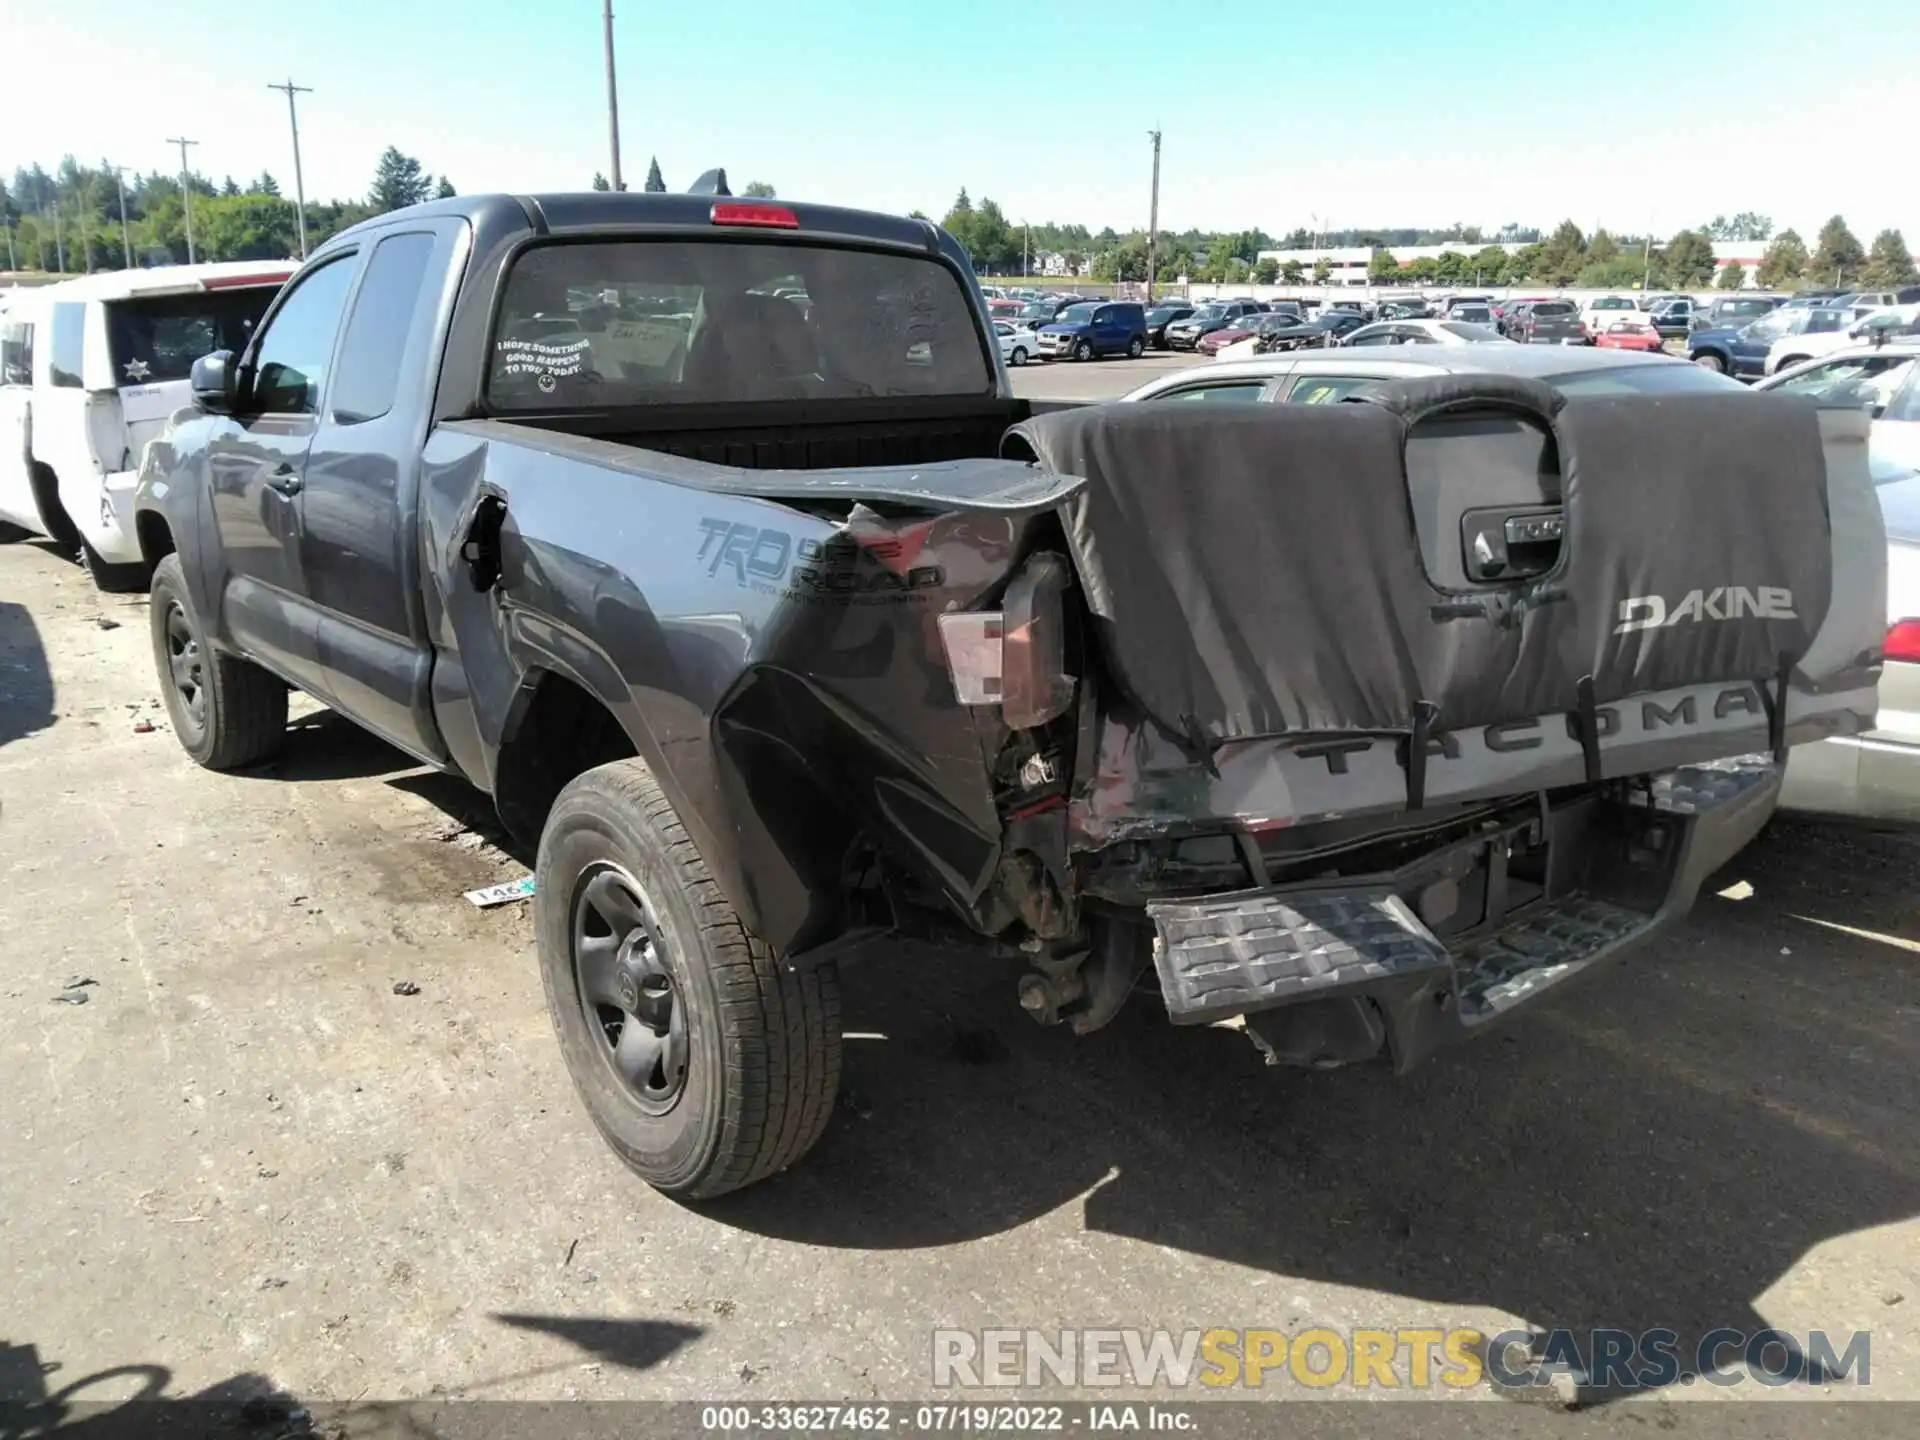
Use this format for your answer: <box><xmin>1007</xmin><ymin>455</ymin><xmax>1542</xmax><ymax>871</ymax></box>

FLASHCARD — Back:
<box><xmin>994</xmin><ymin>321</ymin><xmax>1040</xmax><ymax>367</ymax></box>
<box><xmin>1764</xmin><ymin>304</ymin><xmax>1920</xmax><ymax>376</ymax></box>
<box><xmin>1340</xmin><ymin>318</ymin><xmax>1511</xmax><ymax>347</ymax></box>
<box><xmin>1581</xmin><ymin>294</ymin><xmax>1648</xmax><ymax>335</ymax></box>
<box><xmin>0</xmin><ymin>261</ymin><xmax>294</xmax><ymax>588</ymax></box>
<box><xmin>1760</xmin><ymin>342</ymin><xmax>1920</xmax><ymax>819</ymax></box>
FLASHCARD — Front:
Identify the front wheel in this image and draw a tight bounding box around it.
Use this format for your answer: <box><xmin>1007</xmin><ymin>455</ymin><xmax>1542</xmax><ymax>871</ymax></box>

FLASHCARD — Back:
<box><xmin>537</xmin><ymin>758</ymin><xmax>842</xmax><ymax>1198</ymax></box>
<box><xmin>1073</xmin><ymin>339</ymin><xmax>1094</xmax><ymax>362</ymax></box>
<box><xmin>149</xmin><ymin>553</ymin><xmax>287</xmax><ymax>769</ymax></box>
<box><xmin>1009</xmin><ymin>346</ymin><xmax>1028</xmax><ymax>366</ymax></box>
<box><xmin>1126</xmin><ymin>336</ymin><xmax>1145</xmax><ymax>359</ymax></box>
<box><xmin>1692</xmin><ymin>352</ymin><xmax>1726</xmax><ymax>373</ymax></box>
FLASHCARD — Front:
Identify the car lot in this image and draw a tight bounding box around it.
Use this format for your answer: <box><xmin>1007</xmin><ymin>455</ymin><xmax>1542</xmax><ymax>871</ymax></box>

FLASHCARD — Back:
<box><xmin>1007</xmin><ymin>351</ymin><xmax>1205</xmax><ymax>401</ymax></box>
<box><xmin>3</xmin><ymin>537</ymin><xmax>1918</xmax><ymax>1415</ymax></box>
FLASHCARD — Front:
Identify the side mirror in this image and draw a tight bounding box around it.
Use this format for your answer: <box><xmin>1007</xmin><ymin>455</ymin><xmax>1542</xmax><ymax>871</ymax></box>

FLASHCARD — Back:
<box><xmin>191</xmin><ymin>351</ymin><xmax>238</xmax><ymax>415</ymax></box>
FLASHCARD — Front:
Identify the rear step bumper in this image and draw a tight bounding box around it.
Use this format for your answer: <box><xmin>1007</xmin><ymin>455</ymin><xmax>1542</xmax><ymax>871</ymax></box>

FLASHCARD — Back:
<box><xmin>1145</xmin><ymin>758</ymin><xmax>1779</xmax><ymax>1071</ymax></box>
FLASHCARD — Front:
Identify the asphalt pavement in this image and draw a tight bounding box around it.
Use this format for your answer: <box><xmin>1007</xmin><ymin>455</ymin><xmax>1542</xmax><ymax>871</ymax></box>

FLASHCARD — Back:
<box><xmin>1007</xmin><ymin>350</ymin><xmax>1205</xmax><ymax>402</ymax></box>
<box><xmin>2</xmin><ymin>536</ymin><xmax>1917</xmax><ymax>1428</ymax></box>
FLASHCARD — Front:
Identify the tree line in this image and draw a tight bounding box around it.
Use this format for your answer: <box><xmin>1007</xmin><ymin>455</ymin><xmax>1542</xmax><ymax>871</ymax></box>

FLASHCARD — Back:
<box><xmin>1</xmin><ymin>147</ymin><xmax>457</xmax><ymax>271</ymax></box>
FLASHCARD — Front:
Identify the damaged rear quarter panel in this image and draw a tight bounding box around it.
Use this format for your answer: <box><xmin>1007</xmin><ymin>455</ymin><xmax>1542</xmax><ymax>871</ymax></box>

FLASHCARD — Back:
<box><xmin>419</xmin><ymin>427</ymin><xmax>1064</xmax><ymax>954</ymax></box>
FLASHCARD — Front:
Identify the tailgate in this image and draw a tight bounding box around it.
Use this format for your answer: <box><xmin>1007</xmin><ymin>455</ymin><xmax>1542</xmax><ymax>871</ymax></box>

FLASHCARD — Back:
<box><xmin>1012</xmin><ymin>376</ymin><xmax>1874</xmax><ymax>830</ymax></box>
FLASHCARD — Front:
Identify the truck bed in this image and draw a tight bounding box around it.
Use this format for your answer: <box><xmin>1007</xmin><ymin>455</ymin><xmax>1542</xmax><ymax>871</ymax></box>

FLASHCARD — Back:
<box><xmin>500</xmin><ymin>396</ymin><xmax>1033</xmax><ymax>472</ymax></box>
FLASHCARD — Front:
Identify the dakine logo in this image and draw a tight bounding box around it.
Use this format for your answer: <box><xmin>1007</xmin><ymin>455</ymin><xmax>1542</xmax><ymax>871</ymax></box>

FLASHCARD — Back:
<box><xmin>1614</xmin><ymin>587</ymin><xmax>1795</xmax><ymax>635</ymax></box>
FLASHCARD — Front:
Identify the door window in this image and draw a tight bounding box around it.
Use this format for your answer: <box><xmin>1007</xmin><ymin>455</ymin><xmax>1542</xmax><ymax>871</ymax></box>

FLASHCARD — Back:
<box><xmin>48</xmin><ymin>304</ymin><xmax>85</xmax><ymax>388</ymax></box>
<box><xmin>245</xmin><ymin>256</ymin><xmax>359</xmax><ymax>415</ymax></box>
<box><xmin>0</xmin><ymin>322</ymin><xmax>32</xmax><ymax>386</ymax></box>
<box><xmin>1151</xmin><ymin>381</ymin><xmax>1269</xmax><ymax>403</ymax></box>
<box><xmin>330</xmin><ymin>232</ymin><xmax>437</xmax><ymax>424</ymax></box>
<box><xmin>1771</xmin><ymin>354</ymin><xmax>1918</xmax><ymax>416</ymax></box>
<box><xmin>1285</xmin><ymin>374</ymin><xmax>1384</xmax><ymax>405</ymax></box>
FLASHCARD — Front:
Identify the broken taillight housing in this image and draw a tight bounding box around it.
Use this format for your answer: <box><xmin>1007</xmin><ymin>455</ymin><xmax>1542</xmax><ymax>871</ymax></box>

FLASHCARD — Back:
<box><xmin>937</xmin><ymin>552</ymin><xmax>1076</xmax><ymax>728</ymax></box>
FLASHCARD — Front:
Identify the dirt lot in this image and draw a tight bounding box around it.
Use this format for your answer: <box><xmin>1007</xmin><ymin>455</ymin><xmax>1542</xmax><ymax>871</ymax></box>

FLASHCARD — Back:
<box><xmin>2</xmin><ymin>537</ymin><xmax>1918</xmax><ymax>1424</ymax></box>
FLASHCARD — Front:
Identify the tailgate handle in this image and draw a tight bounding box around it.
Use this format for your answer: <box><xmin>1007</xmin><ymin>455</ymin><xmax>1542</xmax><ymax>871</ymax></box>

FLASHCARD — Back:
<box><xmin>1462</xmin><ymin>505</ymin><xmax>1562</xmax><ymax>583</ymax></box>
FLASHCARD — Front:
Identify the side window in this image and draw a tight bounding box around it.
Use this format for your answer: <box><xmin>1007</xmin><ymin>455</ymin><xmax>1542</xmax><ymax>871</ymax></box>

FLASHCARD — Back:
<box><xmin>329</xmin><ymin>232</ymin><xmax>437</xmax><ymax>425</ymax></box>
<box><xmin>246</xmin><ymin>256</ymin><xmax>359</xmax><ymax>415</ymax></box>
<box><xmin>1153</xmin><ymin>381</ymin><xmax>1269</xmax><ymax>403</ymax></box>
<box><xmin>1285</xmin><ymin>375</ymin><xmax>1382</xmax><ymax>405</ymax></box>
<box><xmin>1349</xmin><ymin>329</ymin><xmax>1397</xmax><ymax>347</ymax></box>
<box><xmin>1887</xmin><ymin>370</ymin><xmax>1920</xmax><ymax>424</ymax></box>
<box><xmin>48</xmin><ymin>303</ymin><xmax>86</xmax><ymax>388</ymax></box>
<box><xmin>0</xmin><ymin>322</ymin><xmax>32</xmax><ymax>386</ymax></box>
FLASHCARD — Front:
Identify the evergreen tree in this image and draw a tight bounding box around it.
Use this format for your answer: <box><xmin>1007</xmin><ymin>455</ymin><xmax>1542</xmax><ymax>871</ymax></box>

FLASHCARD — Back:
<box><xmin>369</xmin><ymin>147</ymin><xmax>430</xmax><ymax>212</ymax></box>
<box><xmin>643</xmin><ymin>157</ymin><xmax>665</xmax><ymax>193</ymax></box>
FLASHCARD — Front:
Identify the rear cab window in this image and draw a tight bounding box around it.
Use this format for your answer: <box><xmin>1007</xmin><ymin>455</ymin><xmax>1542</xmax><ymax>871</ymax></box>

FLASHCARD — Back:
<box><xmin>104</xmin><ymin>287</ymin><xmax>280</xmax><ymax>389</ymax></box>
<box><xmin>487</xmin><ymin>240</ymin><xmax>993</xmax><ymax>408</ymax></box>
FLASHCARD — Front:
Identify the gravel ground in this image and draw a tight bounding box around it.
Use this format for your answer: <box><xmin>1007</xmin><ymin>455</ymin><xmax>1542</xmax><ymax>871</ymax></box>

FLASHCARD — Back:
<box><xmin>1</xmin><ymin>536</ymin><xmax>1916</xmax><ymax>1432</ymax></box>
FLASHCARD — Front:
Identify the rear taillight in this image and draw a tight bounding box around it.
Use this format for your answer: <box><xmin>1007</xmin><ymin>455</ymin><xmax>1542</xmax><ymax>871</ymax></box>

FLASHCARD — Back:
<box><xmin>937</xmin><ymin>553</ymin><xmax>1076</xmax><ymax>728</ymax></box>
<box><xmin>1886</xmin><ymin>618</ymin><xmax>1920</xmax><ymax>663</ymax></box>
<box><xmin>710</xmin><ymin>201</ymin><xmax>799</xmax><ymax>229</ymax></box>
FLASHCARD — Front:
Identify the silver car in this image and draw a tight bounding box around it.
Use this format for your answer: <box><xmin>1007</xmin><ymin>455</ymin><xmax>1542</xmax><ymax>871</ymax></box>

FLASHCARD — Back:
<box><xmin>1760</xmin><ymin>342</ymin><xmax>1920</xmax><ymax>820</ymax></box>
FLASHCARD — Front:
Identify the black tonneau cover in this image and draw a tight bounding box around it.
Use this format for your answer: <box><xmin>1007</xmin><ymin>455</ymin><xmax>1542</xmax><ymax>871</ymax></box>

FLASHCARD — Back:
<box><xmin>1009</xmin><ymin>378</ymin><xmax>1831</xmax><ymax>751</ymax></box>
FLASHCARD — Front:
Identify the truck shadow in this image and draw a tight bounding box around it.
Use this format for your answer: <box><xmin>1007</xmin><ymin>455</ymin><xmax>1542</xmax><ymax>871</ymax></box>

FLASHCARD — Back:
<box><xmin>0</xmin><ymin>600</ymin><xmax>56</xmax><ymax>751</ymax></box>
<box><xmin>709</xmin><ymin>818</ymin><xmax>1920</xmax><ymax>1402</ymax></box>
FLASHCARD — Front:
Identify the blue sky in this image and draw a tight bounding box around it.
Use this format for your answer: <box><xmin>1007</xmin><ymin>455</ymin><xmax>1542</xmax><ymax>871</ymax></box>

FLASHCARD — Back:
<box><xmin>6</xmin><ymin>0</ymin><xmax>1915</xmax><ymax>241</ymax></box>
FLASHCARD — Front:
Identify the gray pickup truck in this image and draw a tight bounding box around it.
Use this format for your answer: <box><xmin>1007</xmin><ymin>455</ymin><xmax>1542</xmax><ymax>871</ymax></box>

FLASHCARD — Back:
<box><xmin>132</xmin><ymin>189</ymin><xmax>1882</xmax><ymax>1198</ymax></box>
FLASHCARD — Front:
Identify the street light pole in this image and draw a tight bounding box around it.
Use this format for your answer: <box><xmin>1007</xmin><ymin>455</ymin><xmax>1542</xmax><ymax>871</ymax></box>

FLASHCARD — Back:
<box><xmin>268</xmin><ymin>79</ymin><xmax>314</xmax><ymax>258</ymax></box>
<box><xmin>168</xmin><ymin>137</ymin><xmax>200</xmax><ymax>263</ymax></box>
<box><xmin>1145</xmin><ymin>127</ymin><xmax>1162</xmax><ymax>300</ymax></box>
<box><xmin>602</xmin><ymin>1</ymin><xmax>625</xmax><ymax>191</ymax></box>
<box><xmin>111</xmin><ymin>166</ymin><xmax>132</xmax><ymax>267</ymax></box>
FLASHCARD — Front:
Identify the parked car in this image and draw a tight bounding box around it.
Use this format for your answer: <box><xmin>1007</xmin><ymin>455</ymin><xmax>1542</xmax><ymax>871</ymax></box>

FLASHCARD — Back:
<box><xmin>1144</xmin><ymin>302</ymin><xmax>1196</xmax><ymax>349</ymax></box>
<box><xmin>986</xmin><ymin>298</ymin><xmax>1023</xmax><ymax>320</ymax></box>
<box><xmin>1580</xmin><ymin>295</ymin><xmax>1646</xmax><ymax>335</ymax></box>
<box><xmin>1689</xmin><ymin>294</ymin><xmax>1783</xmax><ymax>334</ymax></box>
<box><xmin>1163</xmin><ymin>300</ymin><xmax>1261</xmax><ymax>350</ymax></box>
<box><xmin>1593</xmin><ymin>317</ymin><xmax>1665</xmax><ymax>353</ymax></box>
<box><xmin>1204</xmin><ymin>311</ymin><xmax>1331</xmax><ymax>358</ymax></box>
<box><xmin>1037</xmin><ymin>300</ymin><xmax>1149</xmax><ymax>361</ymax></box>
<box><xmin>1492</xmin><ymin>297</ymin><xmax>1548</xmax><ymax>331</ymax></box>
<box><xmin>1507</xmin><ymin>299</ymin><xmax>1588</xmax><ymax>344</ymax></box>
<box><xmin>1445</xmin><ymin>303</ymin><xmax>1497</xmax><ymax>329</ymax></box>
<box><xmin>1689</xmin><ymin>306</ymin><xmax>1850</xmax><ymax>379</ymax></box>
<box><xmin>1761</xmin><ymin>339</ymin><xmax>1920</xmax><ymax>473</ymax></box>
<box><xmin>994</xmin><ymin>320</ymin><xmax>1040</xmax><ymax>366</ymax></box>
<box><xmin>1343</xmin><ymin>319</ymin><xmax>1513</xmax><ymax>347</ymax></box>
<box><xmin>1648</xmin><ymin>298</ymin><xmax>1699</xmax><ymax>338</ymax></box>
<box><xmin>1764</xmin><ymin>304</ymin><xmax>1920</xmax><ymax>376</ymax></box>
<box><xmin>1377</xmin><ymin>297</ymin><xmax>1432</xmax><ymax>320</ymax></box>
<box><xmin>0</xmin><ymin>262</ymin><xmax>293</xmax><ymax>589</ymax></box>
<box><xmin>1437</xmin><ymin>294</ymin><xmax>1494</xmax><ymax>316</ymax></box>
<box><xmin>1760</xmin><ymin>343</ymin><xmax>1920</xmax><ymax>819</ymax></box>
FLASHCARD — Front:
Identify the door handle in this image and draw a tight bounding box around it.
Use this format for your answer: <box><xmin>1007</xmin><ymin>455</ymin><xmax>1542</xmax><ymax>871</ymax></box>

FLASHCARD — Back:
<box><xmin>267</xmin><ymin>467</ymin><xmax>303</xmax><ymax>497</ymax></box>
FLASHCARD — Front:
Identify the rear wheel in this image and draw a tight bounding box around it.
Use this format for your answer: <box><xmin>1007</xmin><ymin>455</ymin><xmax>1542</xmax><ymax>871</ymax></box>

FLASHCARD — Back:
<box><xmin>1775</xmin><ymin>354</ymin><xmax>1810</xmax><ymax>373</ymax></box>
<box><xmin>149</xmin><ymin>553</ymin><xmax>287</xmax><ymax>769</ymax></box>
<box><xmin>1073</xmin><ymin>339</ymin><xmax>1094</xmax><ymax>362</ymax></box>
<box><xmin>1126</xmin><ymin>336</ymin><xmax>1145</xmax><ymax>359</ymax></box>
<box><xmin>1692</xmin><ymin>352</ymin><xmax>1726</xmax><ymax>373</ymax></box>
<box><xmin>537</xmin><ymin>758</ymin><xmax>842</xmax><ymax>1198</ymax></box>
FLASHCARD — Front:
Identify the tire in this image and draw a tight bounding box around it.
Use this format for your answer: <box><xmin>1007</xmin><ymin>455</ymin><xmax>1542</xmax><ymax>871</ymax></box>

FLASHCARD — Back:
<box><xmin>1073</xmin><ymin>339</ymin><xmax>1093</xmax><ymax>362</ymax></box>
<box><xmin>1776</xmin><ymin>354</ymin><xmax>1809</xmax><ymax>373</ymax></box>
<box><xmin>1009</xmin><ymin>346</ymin><xmax>1028</xmax><ymax>367</ymax></box>
<box><xmin>1126</xmin><ymin>336</ymin><xmax>1145</xmax><ymax>359</ymax></box>
<box><xmin>81</xmin><ymin>541</ymin><xmax>154</xmax><ymax>594</ymax></box>
<box><xmin>1692</xmin><ymin>352</ymin><xmax>1727</xmax><ymax>373</ymax></box>
<box><xmin>149</xmin><ymin>553</ymin><xmax>288</xmax><ymax>769</ymax></box>
<box><xmin>536</xmin><ymin>758</ymin><xmax>842</xmax><ymax>1199</ymax></box>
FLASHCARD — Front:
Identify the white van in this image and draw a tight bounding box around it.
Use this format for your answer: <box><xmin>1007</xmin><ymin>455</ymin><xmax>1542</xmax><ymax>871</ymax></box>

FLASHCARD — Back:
<box><xmin>0</xmin><ymin>262</ymin><xmax>293</xmax><ymax>588</ymax></box>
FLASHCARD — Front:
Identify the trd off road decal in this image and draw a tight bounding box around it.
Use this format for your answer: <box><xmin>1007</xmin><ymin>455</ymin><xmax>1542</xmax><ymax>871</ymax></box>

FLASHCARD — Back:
<box><xmin>695</xmin><ymin>519</ymin><xmax>943</xmax><ymax>604</ymax></box>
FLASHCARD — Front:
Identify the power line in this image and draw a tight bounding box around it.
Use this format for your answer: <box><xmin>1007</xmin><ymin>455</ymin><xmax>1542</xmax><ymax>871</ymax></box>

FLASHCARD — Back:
<box><xmin>167</xmin><ymin>137</ymin><xmax>200</xmax><ymax>263</ymax></box>
<box><xmin>267</xmin><ymin>80</ymin><xmax>314</xmax><ymax>258</ymax></box>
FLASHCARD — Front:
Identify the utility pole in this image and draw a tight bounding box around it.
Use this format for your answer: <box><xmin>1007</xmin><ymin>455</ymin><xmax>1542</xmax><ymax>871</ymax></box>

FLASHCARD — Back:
<box><xmin>1023</xmin><ymin>224</ymin><xmax>1029</xmax><ymax>280</ymax></box>
<box><xmin>1145</xmin><ymin>127</ymin><xmax>1162</xmax><ymax>300</ymax></box>
<box><xmin>602</xmin><ymin>1</ymin><xmax>625</xmax><ymax>191</ymax></box>
<box><xmin>1641</xmin><ymin>210</ymin><xmax>1654</xmax><ymax>293</ymax></box>
<box><xmin>169</xmin><ymin>137</ymin><xmax>200</xmax><ymax>263</ymax></box>
<box><xmin>76</xmin><ymin>190</ymin><xmax>92</xmax><ymax>272</ymax></box>
<box><xmin>49</xmin><ymin>202</ymin><xmax>65</xmax><ymax>273</ymax></box>
<box><xmin>3</xmin><ymin>216</ymin><xmax>15</xmax><ymax>272</ymax></box>
<box><xmin>111</xmin><ymin>166</ymin><xmax>133</xmax><ymax>267</ymax></box>
<box><xmin>268</xmin><ymin>79</ymin><xmax>314</xmax><ymax>258</ymax></box>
